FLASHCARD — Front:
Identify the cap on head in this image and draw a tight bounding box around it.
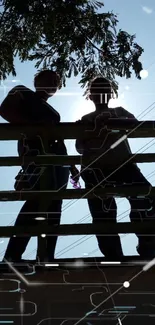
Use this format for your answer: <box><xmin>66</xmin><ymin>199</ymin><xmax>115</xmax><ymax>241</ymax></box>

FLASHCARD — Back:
<box><xmin>89</xmin><ymin>77</ymin><xmax>112</xmax><ymax>105</ymax></box>
<box><xmin>34</xmin><ymin>69</ymin><xmax>61</xmax><ymax>97</ymax></box>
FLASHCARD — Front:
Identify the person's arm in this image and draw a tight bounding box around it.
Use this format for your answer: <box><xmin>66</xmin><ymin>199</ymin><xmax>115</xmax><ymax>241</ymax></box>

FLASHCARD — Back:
<box><xmin>34</xmin><ymin>99</ymin><xmax>60</xmax><ymax>124</ymax></box>
<box><xmin>75</xmin><ymin>140</ymin><xmax>84</xmax><ymax>154</ymax></box>
<box><xmin>69</xmin><ymin>165</ymin><xmax>80</xmax><ymax>183</ymax></box>
<box><xmin>75</xmin><ymin>118</ymin><xmax>86</xmax><ymax>154</ymax></box>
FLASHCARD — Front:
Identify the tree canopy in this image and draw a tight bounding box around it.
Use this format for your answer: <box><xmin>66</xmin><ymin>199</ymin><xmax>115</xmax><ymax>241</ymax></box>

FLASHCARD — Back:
<box><xmin>0</xmin><ymin>0</ymin><xmax>144</xmax><ymax>95</ymax></box>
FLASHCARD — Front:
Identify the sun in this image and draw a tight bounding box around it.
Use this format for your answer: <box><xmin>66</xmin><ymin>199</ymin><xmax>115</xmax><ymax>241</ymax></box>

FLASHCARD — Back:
<box><xmin>140</xmin><ymin>69</ymin><xmax>149</xmax><ymax>79</ymax></box>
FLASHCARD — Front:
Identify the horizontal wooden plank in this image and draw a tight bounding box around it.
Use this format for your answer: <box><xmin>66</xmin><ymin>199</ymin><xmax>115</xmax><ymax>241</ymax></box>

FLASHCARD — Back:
<box><xmin>0</xmin><ymin>221</ymin><xmax>155</xmax><ymax>237</ymax></box>
<box><xmin>0</xmin><ymin>120</ymin><xmax>155</xmax><ymax>140</ymax></box>
<box><xmin>0</xmin><ymin>261</ymin><xmax>155</xmax><ymax>324</ymax></box>
<box><xmin>0</xmin><ymin>153</ymin><xmax>155</xmax><ymax>166</ymax></box>
<box><xmin>0</xmin><ymin>186</ymin><xmax>153</xmax><ymax>201</ymax></box>
<box><xmin>0</xmin><ymin>256</ymin><xmax>152</xmax><ymax>264</ymax></box>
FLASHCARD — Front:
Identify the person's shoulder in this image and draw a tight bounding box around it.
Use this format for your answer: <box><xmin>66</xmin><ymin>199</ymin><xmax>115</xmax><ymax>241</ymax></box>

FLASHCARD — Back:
<box><xmin>114</xmin><ymin>106</ymin><xmax>124</xmax><ymax>115</ymax></box>
<box><xmin>47</xmin><ymin>102</ymin><xmax>60</xmax><ymax>119</ymax></box>
<box><xmin>81</xmin><ymin>111</ymin><xmax>97</xmax><ymax>121</ymax></box>
<box><xmin>39</xmin><ymin>98</ymin><xmax>60</xmax><ymax>122</ymax></box>
<box><xmin>115</xmin><ymin>106</ymin><xmax>135</xmax><ymax>118</ymax></box>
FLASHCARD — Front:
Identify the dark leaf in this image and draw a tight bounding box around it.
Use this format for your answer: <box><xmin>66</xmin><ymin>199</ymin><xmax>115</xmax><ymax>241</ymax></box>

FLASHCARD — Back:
<box><xmin>0</xmin><ymin>0</ymin><xmax>143</xmax><ymax>96</ymax></box>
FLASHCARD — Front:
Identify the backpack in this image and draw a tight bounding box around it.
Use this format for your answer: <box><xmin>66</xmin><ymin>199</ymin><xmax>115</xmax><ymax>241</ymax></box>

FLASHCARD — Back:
<box><xmin>0</xmin><ymin>85</ymin><xmax>60</xmax><ymax>123</ymax></box>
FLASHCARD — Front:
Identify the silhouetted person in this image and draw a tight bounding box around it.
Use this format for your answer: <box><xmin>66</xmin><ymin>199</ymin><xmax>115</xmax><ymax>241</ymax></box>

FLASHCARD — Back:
<box><xmin>76</xmin><ymin>77</ymin><xmax>155</xmax><ymax>259</ymax></box>
<box><xmin>1</xmin><ymin>70</ymin><xmax>70</xmax><ymax>262</ymax></box>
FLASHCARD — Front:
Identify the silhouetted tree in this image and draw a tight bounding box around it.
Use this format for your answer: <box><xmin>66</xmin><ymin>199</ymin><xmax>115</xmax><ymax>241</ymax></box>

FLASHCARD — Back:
<box><xmin>0</xmin><ymin>0</ymin><xmax>143</xmax><ymax>94</ymax></box>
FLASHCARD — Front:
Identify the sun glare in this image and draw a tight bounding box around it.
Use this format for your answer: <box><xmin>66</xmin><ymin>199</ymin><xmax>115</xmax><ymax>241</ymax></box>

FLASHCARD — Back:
<box><xmin>72</xmin><ymin>92</ymin><xmax>128</xmax><ymax>120</ymax></box>
<box><xmin>72</xmin><ymin>98</ymin><xmax>95</xmax><ymax>120</ymax></box>
<box><xmin>108</xmin><ymin>97</ymin><xmax>122</xmax><ymax>108</ymax></box>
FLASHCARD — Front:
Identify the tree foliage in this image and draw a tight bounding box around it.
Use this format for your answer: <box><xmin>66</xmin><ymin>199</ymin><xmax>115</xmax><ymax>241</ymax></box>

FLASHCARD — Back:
<box><xmin>0</xmin><ymin>0</ymin><xmax>144</xmax><ymax>95</ymax></box>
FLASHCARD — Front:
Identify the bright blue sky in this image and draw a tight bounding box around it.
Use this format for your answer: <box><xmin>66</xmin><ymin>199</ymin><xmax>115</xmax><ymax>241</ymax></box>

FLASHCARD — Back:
<box><xmin>0</xmin><ymin>0</ymin><xmax>155</xmax><ymax>260</ymax></box>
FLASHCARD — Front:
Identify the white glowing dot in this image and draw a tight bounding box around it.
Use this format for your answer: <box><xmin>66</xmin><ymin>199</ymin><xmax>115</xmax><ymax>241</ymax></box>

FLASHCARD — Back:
<box><xmin>123</xmin><ymin>281</ymin><xmax>130</xmax><ymax>288</ymax></box>
<box><xmin>41</xmin><ymin>234</ymin><xmax>46</xmax><ymax>238</ymax></box>
<box><xmin>140</xmin><ymin>69</ymin><xmax>148</xmax><ymax>79</ymax></box>
<box><xmin>0</xmin><ymin>240</ymin><xmax>4</xmax><ymax>244</ymax></box>
<box><xmin>125</xmin><ymin>85</ymin><xmax>130</xmax><ymax>90</ymax></box>
<box><xmin>35</xmin><ymin>217</ymin><xmax>46</xmax><ymax>221</ymax></box>
<box><xmin>83</xmin><ymin>253</ymin><xmax>89</xmax><ymax>256</ymax></box>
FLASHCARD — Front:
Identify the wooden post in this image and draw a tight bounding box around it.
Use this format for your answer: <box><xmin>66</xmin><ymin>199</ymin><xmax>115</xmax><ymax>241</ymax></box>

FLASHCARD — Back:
<box><xmin>36</xmin><ymin>134</ymin><xmax>56</xmax><ymax>263</ymax></box>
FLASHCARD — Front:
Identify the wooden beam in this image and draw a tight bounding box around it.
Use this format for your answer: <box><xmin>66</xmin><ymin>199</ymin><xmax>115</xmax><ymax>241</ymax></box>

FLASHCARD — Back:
<box><xmin>0</xmin><ymin>186</ymin><xmax>153</xmax><ymax>201</ymax></box>
<box><xmin>0</xmin><ymin>120</ymin><xmax>155</xmax><ymax>140</ymax></box>
<box><xmin>0</xmin><ymin>153</ymin><xmax>155</xmax><ymax>166</ymax></box>
<box><xmin>0</xmin><ymin>221</ymin><xmax>155</xmax><ymax>237</ymax></box>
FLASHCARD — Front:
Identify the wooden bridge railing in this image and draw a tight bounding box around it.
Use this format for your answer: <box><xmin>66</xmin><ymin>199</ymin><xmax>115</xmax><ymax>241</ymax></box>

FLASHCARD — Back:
<box><xmin>1</xmin><ymin>119</ymin><xmax>155</xmax><ymax>260</ymax></box>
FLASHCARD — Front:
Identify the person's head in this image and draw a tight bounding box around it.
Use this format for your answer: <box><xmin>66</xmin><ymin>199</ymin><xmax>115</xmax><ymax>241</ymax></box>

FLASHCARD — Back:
<box><xmin>34</xmin><ymin>69</ymin><xmax>61</xmax><ymax>101</ymax></box>
<box><xmin>89</xmin><ymin>77</ymin><xmax>113</xmax><ymax>109</ymax></box>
